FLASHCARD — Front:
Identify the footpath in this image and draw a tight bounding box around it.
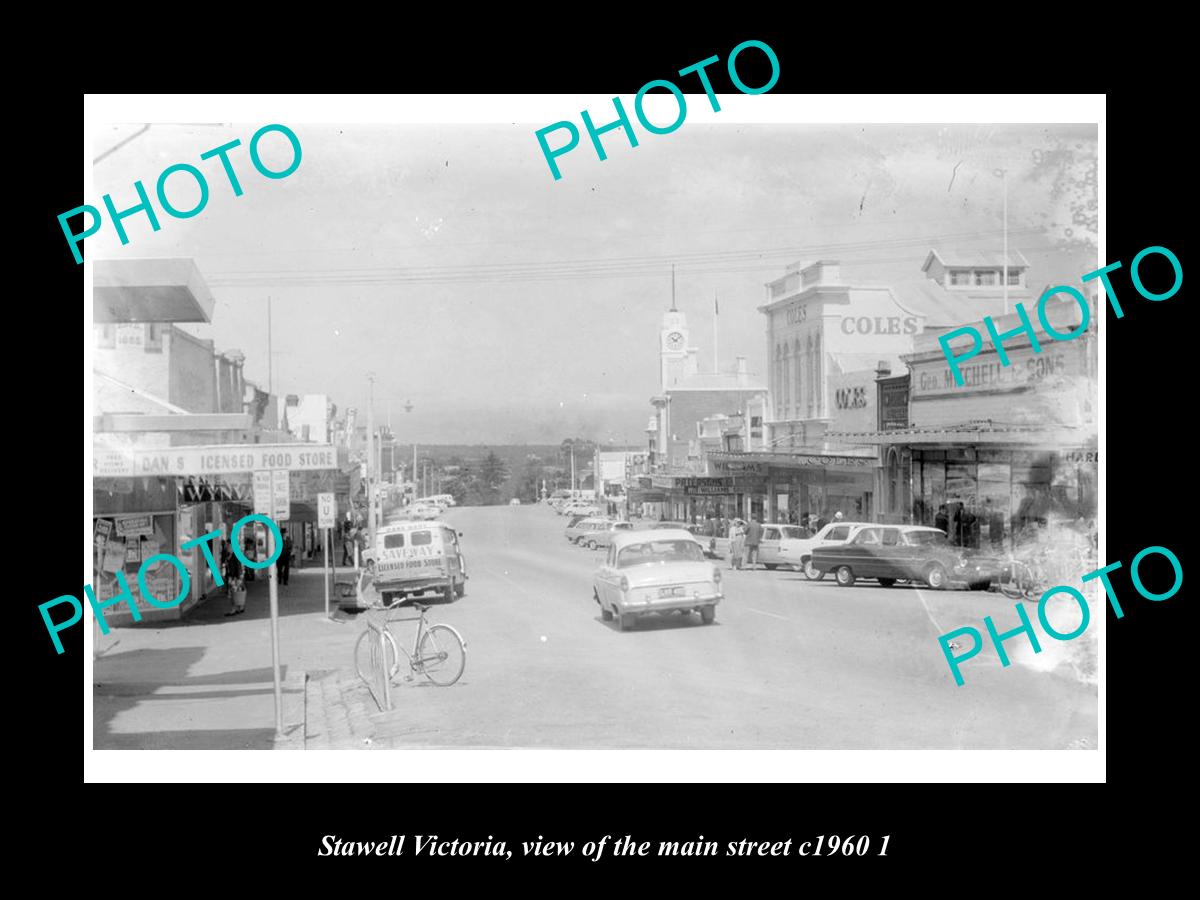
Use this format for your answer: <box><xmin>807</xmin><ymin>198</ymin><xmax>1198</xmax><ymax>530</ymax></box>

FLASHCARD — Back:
<box><xmin>92</xmin><ymin>556</ymin><xmax>371</xmax><ymax>750</ymax></box>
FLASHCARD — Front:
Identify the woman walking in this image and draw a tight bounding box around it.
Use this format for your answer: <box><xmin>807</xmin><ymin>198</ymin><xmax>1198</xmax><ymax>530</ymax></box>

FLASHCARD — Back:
<box><xmin>224</xmin><ymin>550</ymin><xmax>247</xmax><ymax>617</ymax></box>
<box><xmin>729</xmin><ymin>519</ymin><xmax>747</xmax><ymax>570</ymax></box>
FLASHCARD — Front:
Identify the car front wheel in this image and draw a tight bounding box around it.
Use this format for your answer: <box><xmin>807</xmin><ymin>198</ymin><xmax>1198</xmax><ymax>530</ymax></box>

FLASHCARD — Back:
<box><xmin>926</xmin><ymin>563</ymin><xmax>948</xmax><ymax>590</ymax></box>
<box><xmin>835</xmin><ymin>565</ymin><xmax>855</xmax><ymax>587</ymax></box>
<box><xmin>804</xmin><ymin>559</ymin><xmax>824</xmax><ymax>581</ymax></box>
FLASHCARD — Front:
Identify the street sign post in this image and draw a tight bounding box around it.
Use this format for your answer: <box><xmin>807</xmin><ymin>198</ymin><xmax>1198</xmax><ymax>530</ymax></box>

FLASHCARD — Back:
<box><xmin>318</xmin><ymin>492</ymin><xmax>335</xmax><ymax>618</ymax></box>
<box><xmin>271</xmin><ymin>468</ymin><xmax>290</xmax><ymax>522</ymax></box>
<box><xmin>253</xmin><ymin>469</ymin><xmax>286</xmax><ymax>739</ymax></box>
<box><xmin>253</xmin><ymin>470</ymin><xmax>272</xmax><ymax>515</ymax></box>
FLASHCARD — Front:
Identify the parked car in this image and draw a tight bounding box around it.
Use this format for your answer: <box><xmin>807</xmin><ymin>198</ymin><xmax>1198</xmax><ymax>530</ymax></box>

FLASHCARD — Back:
<box><xmin>777</xmin><ymin>521</ymin><xmax>874</xmax><ymax>580</ymax></box>
<box><xmin>811</xmin><ymin>525</ymin><xmax>1001</xmax><ymax>590</ymax></box>
<box><xmin>406</xmin><ymin>503</ymin><xmax>444</xmax><ymax>521</ymax></box>
<box><xmin>593</xmin><ymin>529</ymin><xmax>722</xmax><ymax>630</ymax></box>
<box><xmin>649</xmin><ymin>520</ymin><xmax>691</xmax><ymax>531</ymax></box>
<box><xmin>566</xmin><ymin>516</ymin><xmax>611</xmax><ymax>544</ymax></box>
<box><xmin>585</xmin><ymin>520</ymin><xmax>634</xmax><ymax>550</ymax></box>
<box><xmin>754</xmin><ymin>523</ymin><xmax>813</xmax><ymax>569</ymax></box>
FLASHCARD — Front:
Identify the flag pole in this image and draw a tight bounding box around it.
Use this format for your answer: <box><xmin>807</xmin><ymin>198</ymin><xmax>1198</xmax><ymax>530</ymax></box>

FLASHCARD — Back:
<box><xmin>713</xmin><ymin>291</ymin><xmax>719</xmax><ymax>374</ymax></box>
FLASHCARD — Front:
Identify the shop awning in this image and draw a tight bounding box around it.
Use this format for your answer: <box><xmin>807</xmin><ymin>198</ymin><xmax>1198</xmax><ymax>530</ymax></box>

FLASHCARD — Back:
<box><xmin>825</xmin><ymin>422</ymin><xmax>1098</xmax><ymax>446</ymax></box>
<box><xmin>94</xmin><ymin>258</ymin><xmax>216</xmax><ymax>323</ymax></box>
<box><xmin>627</xmin><ymin>489</ymin><xmax>668</xmax><ymax>503</ymax></box>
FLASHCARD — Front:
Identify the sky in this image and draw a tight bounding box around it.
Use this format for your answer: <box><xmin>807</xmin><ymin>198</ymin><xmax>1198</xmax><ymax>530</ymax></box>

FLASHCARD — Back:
<box><xmin>87</xmin><ymin>119</ymin><xmax>1097</xmax><ymax>444</ymax></box>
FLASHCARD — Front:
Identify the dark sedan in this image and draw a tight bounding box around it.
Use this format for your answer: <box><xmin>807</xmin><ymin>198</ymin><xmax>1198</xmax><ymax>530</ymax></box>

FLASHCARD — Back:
<box><xmin>811</xmin><ymin>525</ymin><xmax>1000</xmax><ymax>590</ymax></box>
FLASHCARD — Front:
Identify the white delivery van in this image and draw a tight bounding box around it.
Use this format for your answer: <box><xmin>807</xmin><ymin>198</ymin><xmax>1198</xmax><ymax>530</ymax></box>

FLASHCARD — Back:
<box><xmin>371</xmin><ymin>520</ymin><xmax>466</xmax><ymax>604</ymax></box>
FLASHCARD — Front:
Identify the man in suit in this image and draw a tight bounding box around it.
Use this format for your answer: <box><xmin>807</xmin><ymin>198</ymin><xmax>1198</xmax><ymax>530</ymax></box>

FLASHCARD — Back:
<box><xmin>746</xmin><ymin>517</ymin><xmax>764</xmax><ymax>569</ymax></box>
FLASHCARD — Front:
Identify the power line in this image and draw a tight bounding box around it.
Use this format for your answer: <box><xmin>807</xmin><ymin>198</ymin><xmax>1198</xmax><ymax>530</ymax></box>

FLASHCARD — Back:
<box><xmin>205</xmin><ymin>226</ymin><xmax>1043</xmax><ymax>288</ymax></box>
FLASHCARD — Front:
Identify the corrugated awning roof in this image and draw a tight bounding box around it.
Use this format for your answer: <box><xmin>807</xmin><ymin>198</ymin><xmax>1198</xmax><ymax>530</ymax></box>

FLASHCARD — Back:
<box><xmin>889</xmin><ymin>279</ymin><xmax>1008</xmax><ymax>328</ymax></box>
<box><xmin>922</xmin><ymin>248</ymin><xmax>1032</xmax><ymax>270</ymax></box>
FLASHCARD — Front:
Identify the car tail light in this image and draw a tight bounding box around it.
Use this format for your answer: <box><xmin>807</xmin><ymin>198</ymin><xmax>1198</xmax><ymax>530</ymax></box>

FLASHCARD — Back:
<box><xmin>620</xmin><ymin>576</ymin><xmax>629</xmax><ymax>592</ymax></box>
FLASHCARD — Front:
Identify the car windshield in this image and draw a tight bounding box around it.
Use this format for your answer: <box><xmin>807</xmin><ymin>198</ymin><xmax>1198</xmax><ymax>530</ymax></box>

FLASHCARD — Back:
<box><xmin>617</xmin><ymin>540</ymin><xmax>705</xmax><ymax>568</ymax></box>
<box><xmin>905</xmin><ymin>530</ymin><xmax>949</xmax><ymax>547</ymax></box>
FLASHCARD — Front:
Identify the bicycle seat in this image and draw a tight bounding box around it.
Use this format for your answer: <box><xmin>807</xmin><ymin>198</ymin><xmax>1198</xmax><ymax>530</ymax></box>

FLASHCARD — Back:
<box><xmin>412</xmin><ymin>602</ymin><xmax>430</xmax><ymax>612</ymax></box>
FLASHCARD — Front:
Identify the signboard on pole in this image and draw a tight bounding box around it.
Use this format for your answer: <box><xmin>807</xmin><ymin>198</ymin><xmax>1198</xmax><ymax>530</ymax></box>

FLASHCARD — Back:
<box><xmin>272</xmin><ymin>469</ymin><xmax>291</xmax><ymax>523</ymax></box>
<box><xmin>253</xmin><ymin>470</ymin><xmax>273</xmax><ymax>515</ymax></box>
<box><xmin>318</xmin><ymin>492</ymin><xmax>336</xmax><ymax>529</ymax></box>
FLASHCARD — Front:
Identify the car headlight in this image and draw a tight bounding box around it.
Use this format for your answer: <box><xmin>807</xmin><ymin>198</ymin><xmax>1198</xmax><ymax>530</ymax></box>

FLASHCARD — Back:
<box><xmin>956</xmin><ymin>557</ymin><xmax>967</xmax><ymax>568</ymax></box>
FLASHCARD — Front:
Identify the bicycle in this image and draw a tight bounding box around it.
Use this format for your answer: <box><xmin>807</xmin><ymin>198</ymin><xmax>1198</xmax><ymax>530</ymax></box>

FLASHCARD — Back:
<box><xmin>996</xmin><ymin>557</ymin><xmax>1046</xmax><ymax>601</ymax></box>
<box><xmin>354</xmin><ymin>598</ymin><xmax>466</xmax><ymax>708</ymax></box>
<box><xmin>996</xmin><ymin>543</ymin><xmax>1096</xmax><ymax>602</ymax></box>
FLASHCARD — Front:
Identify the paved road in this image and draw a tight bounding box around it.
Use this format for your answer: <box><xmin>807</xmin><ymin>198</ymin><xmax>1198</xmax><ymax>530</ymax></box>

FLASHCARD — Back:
<box><xmin>349</xmin><ymin>504</ymin><xmax>1097</xmax><ymax>749</ymax></box>
<box><xmin>92</xmin><ymin>503</ymin><xmax>1097</xmax><ymax>750</ymax></box>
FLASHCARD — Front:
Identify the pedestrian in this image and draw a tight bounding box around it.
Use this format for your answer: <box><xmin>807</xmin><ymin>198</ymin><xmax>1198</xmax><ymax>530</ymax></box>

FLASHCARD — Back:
<box><xmin>935</xmin><ymin>504</ymin><xmax>949</xmax><ymax>535</ymax></box>
<box><xmin>729</xmin><ymin>520</ymin><xmax>746</xmax><ymax>570</ymax></box>
<box><xmin>815</xmin><ymin>512</ymin><xmax>828</xmax><ymax>532</ymax></box>
<box><xmin>341</xmin><ymin>525</ymin><xmax>354</xmax><ymax>567</ymax></box>
<box><xmin>279</xmin><ymin>528</ymin><xmax>293</xmax><ymax>586</ymax></box>
<box><xmin>745</xmin><ymin>516</ymin><xmax>763</xmax><ymax>569</ymax></box>
<box><xmin>986</xmin><ymin>499</ymin><xmax>1006</xmax><ymax>548</ymax></box>
<box><xmin>355</xmin><ymin>553</ymin><xmax>386</xmax><ymax>609</ymax></box>
<box><xmin>223</xmin><ymin>551</ymin><xmax>246</xmax><ymax>617</ymax></box>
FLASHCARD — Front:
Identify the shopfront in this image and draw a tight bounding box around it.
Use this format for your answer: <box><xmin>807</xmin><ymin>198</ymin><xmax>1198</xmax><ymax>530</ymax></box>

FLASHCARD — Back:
<box><xmin>649</xmin><ymin>474</ymin><xmax>769</xmax><ymax>523</ymax></box>
<box><xmin>910</xmin><ymin>445</ymin><xmax>1096</xmax><ymax>549</ymax></box>
<box><xmin>92</xmin><ymin>442</ymin><xmax>342</xmax><ymax>622</ymax></box>
<box><xmin>707</xmin><ymin>452</ymin><xmax>877</xmax><ymax>525</ymax></box>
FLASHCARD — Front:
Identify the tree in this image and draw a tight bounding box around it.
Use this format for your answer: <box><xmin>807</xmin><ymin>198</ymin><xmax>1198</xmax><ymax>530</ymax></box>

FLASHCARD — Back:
<box><xmin>475</xmin><ymin>450</ymin><xmax>510</xmax><ymax>505</ymax></box>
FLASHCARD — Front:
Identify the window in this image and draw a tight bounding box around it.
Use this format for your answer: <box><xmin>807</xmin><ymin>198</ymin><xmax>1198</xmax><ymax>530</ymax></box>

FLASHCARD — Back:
<box><xmin>1007</xmin><ymin>269</ymin><xmax>1021</xmax><ymax>285</ymax></box>
<box><xmin>763</xmin><ymin>528</ymin><xmax>779</xmax><ymax>540</ymax></box>
<box><xmin>410</xmin><ymin>530</ymin><xmax>432</xmax><ymax>546</ymax></box>
<box><xmin>617</xmin><ymin>540</ymin><xmax>704</xmax><ymax>568</ymax></box>
<box><xmin>904</xmin><ymin>530</ymin><xmax>949</xmax><ymax>547</ymax></box>
<box><xmin>855</xmin><ymin>528</ymin><xmax>882</xmax><ymax>545</ymax></box>
<box><xmin>881</xmin><ymin>528</ymin><xmax>900</xmax><ymax>546</ymax></box>
<box><xmin>146</xmin><ymin>322</ymin><xmax>166</xmax><ymax>353</ymax></box>
<box><xmin>949</xmin><ymin>270</ymin><xmax>972</xmax><ymax>286</ymax></box>
<box><xmin>826</xmin><ymin>526</ymin><xmax>850</xmax><ymax>541</ymax></box>
<box><xmin>383</xmin><ymin>533</ymin><xmax>405</xmax><ymax>549</ymax></box>
<box><xmin>974</xmin><ymin>269</ymin><xmax>997</xmax><ymax>286</ymax></box>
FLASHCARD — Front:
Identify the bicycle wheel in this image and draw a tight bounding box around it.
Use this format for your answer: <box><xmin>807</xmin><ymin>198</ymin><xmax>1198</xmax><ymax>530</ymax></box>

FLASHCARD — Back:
<box><xmin>417</xmin><ymin>624</ymin><xmax>466</xmax><ymax>686</ymax></box>
<box><xmin>996</xmin><ymin>566</ymin><xmax>1025</xmax><ymax>600</ymax></box>
<box><xmin>355</xmin><ymin>628</ymin><xmax>399</xmax><ymax>683</ymax></box>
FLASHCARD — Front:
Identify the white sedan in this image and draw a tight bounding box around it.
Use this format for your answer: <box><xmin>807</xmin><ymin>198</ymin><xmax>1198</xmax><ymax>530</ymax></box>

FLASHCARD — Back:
<box><xmin>593</xmin><ymin>529</ymin><xmax>723</xmax><ymax>631</ymax></box>
<box><xmin>777</xmin><ymin>521</ymin><xmax>874</xmax><ymax>579</ymax></box>
<box><xmin>406</xmin><ymin>503</ymin><xmax>444</xmax><ymax>521</ymax></box>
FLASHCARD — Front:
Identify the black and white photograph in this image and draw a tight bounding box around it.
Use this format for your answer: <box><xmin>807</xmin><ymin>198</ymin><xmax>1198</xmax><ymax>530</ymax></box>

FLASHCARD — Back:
<box><xmin>82</xmin><ymin>95</ymin><xmax>1102</xmax><ymax>779</ymax></box>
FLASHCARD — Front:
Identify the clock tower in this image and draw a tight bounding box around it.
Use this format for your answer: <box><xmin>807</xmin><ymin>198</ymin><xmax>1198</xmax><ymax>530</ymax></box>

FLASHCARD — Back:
<box><xmin>660</xmin><ymin>308</ymin><xmax>689</xmax><ymax>390</ymax></box>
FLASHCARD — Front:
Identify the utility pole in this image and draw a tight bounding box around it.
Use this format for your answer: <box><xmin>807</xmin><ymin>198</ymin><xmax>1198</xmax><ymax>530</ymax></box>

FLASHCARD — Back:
<box><xmin>713</xmin><ymin>290</ymin><xmax>719</xmax><ymax>374</ymax></box>
<box><xmin>1002</xmin><ymin>168</ymin><xmax>1009</xmax><ymax>316</ymax></box>
<box><xmin>266</xmin><ymin>296</ymin><xmax>273</xmax><ymax>395</ymax></box>
<box><xmin>366</xmin><ymin>373</ymin><xmax>376</xmax><ymax>549</ymax></box>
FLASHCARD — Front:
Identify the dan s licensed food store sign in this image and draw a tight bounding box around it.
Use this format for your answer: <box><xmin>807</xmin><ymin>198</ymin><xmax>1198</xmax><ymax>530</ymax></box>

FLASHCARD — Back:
<box><xmin>94</xmin><ymin>444</ymin><xmax>339</xmax><ymax>477</ymax></box>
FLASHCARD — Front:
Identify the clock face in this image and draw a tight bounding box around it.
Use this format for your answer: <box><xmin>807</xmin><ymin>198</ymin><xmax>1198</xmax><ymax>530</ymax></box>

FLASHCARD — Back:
<box><xmin>665</xmin><ymin>331</ymin><xmax>685</xmax><ymax>350</ymax></box>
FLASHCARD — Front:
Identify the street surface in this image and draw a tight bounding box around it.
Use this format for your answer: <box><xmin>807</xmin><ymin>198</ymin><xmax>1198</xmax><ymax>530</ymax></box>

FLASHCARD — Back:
<box><xmin>93</xmin><ymin>504</ymin><xmax>1097</xmax><ymax>750</ymax></box>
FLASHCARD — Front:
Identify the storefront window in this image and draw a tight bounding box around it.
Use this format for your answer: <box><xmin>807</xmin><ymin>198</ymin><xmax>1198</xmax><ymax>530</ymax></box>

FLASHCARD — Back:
<box><xmin>978</xmin><ymin>459</ymin><xmax>1012</xmax><ymax>548</ymax></box>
